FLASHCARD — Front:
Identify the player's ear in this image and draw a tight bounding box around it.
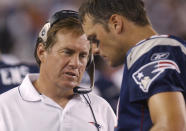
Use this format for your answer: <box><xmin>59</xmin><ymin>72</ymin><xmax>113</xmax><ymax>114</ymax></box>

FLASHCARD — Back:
<box><xmin>108</xmin><ymin>14</ymin><xmax>123</xmax><ymax>34</ymax></box>
<box><xmin>37</xmin><ymin>43</ymin><xmax>47</xmax><ymax>64</ymax></box>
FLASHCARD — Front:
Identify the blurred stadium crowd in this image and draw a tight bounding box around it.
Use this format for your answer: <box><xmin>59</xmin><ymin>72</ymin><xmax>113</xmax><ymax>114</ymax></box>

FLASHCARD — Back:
<box><xmin>0</xmin><ymin>0</ymin><xmax>186</xmax><ymax>112</ymax></box>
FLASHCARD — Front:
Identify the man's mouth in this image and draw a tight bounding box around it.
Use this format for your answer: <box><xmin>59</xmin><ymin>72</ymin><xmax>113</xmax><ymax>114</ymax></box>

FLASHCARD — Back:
<box><xmin>65</xmin><ymin>72</ymin><xmax>78</xmax><ymax>78</ymax></box>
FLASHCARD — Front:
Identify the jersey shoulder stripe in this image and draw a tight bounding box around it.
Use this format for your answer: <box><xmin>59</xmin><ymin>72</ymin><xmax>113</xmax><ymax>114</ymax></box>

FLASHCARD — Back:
<box><xmin>127</xmin><ymin>35</ymin><xmax>186</xmax><ymax>69</ymax></box>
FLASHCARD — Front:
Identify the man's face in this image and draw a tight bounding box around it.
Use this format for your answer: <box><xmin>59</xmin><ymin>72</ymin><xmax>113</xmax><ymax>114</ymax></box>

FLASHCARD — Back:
<box><xmin>82</xmin><ymin>15</ymin><xmax>124</xmax><ymax>67</ymax></box>
<box><xmin>41</xmin><ymin>30</ymin><xmax>90</xmax><ymax>90</ymax></box>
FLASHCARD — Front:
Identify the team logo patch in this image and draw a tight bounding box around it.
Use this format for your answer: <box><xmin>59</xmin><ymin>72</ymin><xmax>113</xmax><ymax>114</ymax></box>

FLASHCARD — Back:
<box><xmin>151</xmin><ymin>52</ymin><xmax>169</xmax><ymax>61</ymax></box>
<box><xmin>132</xmin><ymin>60</ymin><xmax>180</xmax><ymax>92</ymax></box>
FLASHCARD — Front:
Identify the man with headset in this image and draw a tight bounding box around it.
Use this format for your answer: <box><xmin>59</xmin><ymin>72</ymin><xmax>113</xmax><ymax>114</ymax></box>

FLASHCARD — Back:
<box><xmin>0</xmin><ymin>10</ymin><xmax>116</xmax><ymax>131</ymax></box>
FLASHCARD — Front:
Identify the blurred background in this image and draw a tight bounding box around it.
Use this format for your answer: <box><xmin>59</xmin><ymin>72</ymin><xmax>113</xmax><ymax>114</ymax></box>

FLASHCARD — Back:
<box><xmin>0</xmin><ymin>0</ymin><xmax>185</xmax><ymax>112</ymax></box>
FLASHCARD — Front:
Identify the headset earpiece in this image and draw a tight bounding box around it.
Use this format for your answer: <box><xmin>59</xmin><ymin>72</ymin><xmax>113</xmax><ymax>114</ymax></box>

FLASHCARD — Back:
<box><xmin>38</xmin><ymin>22</ymin><xmax>50</xmax><ymax>43</ymax></box>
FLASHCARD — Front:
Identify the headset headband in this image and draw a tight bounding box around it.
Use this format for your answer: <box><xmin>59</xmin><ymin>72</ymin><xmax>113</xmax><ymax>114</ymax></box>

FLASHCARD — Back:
<box><xmin>39</xmin><ymin>10</ymin><xmax>79</xmax><ymax>43</ymax></box>
<box><xmin>50</xmin><ymin>10</ymin><xmax>78</xmax><ymax>26</ymax></box>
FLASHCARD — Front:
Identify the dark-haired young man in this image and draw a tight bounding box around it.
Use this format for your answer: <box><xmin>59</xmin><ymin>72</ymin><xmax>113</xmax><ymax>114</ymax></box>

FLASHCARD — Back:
<box><xmin>79</xmin><ymin>0</ymin><xmax>186</xmax><ymax>130</ymax></box>
<box><xmin>0</xmin><ymin>10</ymin><xmax>116</xmax><ymax>131</ymax></box>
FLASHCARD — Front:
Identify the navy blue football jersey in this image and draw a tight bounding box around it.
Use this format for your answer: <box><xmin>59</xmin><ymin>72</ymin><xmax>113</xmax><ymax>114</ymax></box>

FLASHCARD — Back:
<box><xmin>0</xmin><ymin>62</ymin><xmax>39</xmax><ymax>94</ymax></box>
<box><xmin>115</xmin><ymin>35</ymin><xmax>186</xmax><ymax>131</ymax></box>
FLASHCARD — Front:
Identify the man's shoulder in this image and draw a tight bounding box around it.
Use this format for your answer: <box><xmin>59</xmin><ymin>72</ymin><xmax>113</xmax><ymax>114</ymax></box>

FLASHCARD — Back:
<box><xmin>87</xmin><ymin>93</ymin><xmax>112</xmax><ymax>107</ymax></box>
<box><xmin>0</xmin><ymin>87</ymin><xmax>19</xmax><ymax>103</ymax></box>
<box><xmin>127</xmin><ymin>35</ymin><xmax>186</xmax><ymax>69</ymax></box>
<box><xmin>86</xmin><ymin>93</ymin><xmax>117</xmax><ymax>121</ymax></box>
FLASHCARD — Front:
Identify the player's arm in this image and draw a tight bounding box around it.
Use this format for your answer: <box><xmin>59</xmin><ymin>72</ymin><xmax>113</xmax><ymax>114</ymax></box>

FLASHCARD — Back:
<box><xmin>148</xmin><ymin>91</ymin><xmax>186</xmax><ymax>131</ymax></box>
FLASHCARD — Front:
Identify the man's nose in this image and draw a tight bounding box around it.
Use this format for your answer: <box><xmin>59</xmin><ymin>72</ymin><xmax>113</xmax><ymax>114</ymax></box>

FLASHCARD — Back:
<box><xmin>69</xmin><ymin>55</ymin><xmax>81</xmax><ymax>68</ymax></box>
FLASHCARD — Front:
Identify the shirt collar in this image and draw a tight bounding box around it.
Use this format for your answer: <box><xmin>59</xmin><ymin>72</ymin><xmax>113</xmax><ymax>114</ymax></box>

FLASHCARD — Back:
<box><xmin>19</xmin><ymin>73</ymin><xmax>41</xmax><ymax>102</ymax></box>
<box><xmin>19</xmin><ymin>73</ymin><xmax>86</xmax><ymax>103</ymax></box>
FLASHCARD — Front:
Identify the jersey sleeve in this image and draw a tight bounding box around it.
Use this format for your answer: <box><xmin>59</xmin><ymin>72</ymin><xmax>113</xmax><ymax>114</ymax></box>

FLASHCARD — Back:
<box><xmin>0</xmin><ymin>63</ymin><xmax>39</xmax><ymax>94</ymax></box>
<box><xmin>127</xmin><ymin>38</ymin><xmax>186</xmax><ymax>102</ymax></box>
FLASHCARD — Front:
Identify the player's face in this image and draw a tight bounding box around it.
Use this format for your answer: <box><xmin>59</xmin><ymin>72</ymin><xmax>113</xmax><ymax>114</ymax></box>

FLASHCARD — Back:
<box><xmin>82</xmin><ymin>15</ymin><xmax>124</xmax><ymax>67</ymax></box>
<box><xmin>41</xmin><ymin>30</ymin><xmax>90</xmax><ymax>90</ymax></box>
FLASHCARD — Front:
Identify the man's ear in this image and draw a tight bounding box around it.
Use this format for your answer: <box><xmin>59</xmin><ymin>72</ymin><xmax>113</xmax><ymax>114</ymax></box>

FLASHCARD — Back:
<box><xmin>37</xmin><ymin>43</ymin><xmax>47</xmax><ymax>64</ymax></box>
<box><xmin>108</xmin><ymin>14</ymin><xmax>124</xmax><ymax>34</ymax></box>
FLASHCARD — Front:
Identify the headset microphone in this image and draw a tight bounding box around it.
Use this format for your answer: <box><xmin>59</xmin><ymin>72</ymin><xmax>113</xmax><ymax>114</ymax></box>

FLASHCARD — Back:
<box><xmin>73</xmin><ymin>56</ymin><xmax>95</xmax><ymax>94</ymax></box>
<box><xmin>73</xmin><ymin>87</ymin><xmax>92</xmax><ymax>94</ymax></box>
<box><xmin>73</xmin><ymin>54</ymin><xmax>100</xmax><ymax>131</ymax></box>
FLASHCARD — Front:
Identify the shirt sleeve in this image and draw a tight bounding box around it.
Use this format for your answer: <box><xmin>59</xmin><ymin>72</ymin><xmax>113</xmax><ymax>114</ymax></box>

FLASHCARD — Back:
<box><xmin>128</xmin><ymin>43</ymin><xmax>186</xmax><ymax>102</ymax></box>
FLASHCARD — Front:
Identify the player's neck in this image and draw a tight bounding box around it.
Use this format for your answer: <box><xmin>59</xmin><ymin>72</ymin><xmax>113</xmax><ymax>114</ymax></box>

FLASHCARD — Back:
<box><xmin>119</xmin><ymin>21</ymin><xmax>158</xmax><ymax>54</ymax></box>
<box><xmin>132</xmin><ymin>25</ymin><xmax>158</xmax><ymax>45</ymax></box>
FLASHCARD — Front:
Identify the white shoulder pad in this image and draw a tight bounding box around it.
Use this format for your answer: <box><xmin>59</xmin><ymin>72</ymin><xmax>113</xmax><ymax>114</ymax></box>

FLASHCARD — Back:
<box><xmin>127</xmin><ymin>37</ymin><xmax>186</xmax><ymax>69</ymax></box>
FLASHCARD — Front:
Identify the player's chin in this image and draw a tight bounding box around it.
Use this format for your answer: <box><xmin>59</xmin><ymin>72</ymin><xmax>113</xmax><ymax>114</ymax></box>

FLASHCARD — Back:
<box><xmin>64</xmin><ymin>81</ymin><xmax>79</xmax><ymax>89</ymax></box>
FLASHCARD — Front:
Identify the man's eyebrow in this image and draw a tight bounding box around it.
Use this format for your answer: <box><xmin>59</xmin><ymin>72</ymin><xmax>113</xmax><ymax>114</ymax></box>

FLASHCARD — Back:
<box><xmin>63</xmin><ymin>48</ymin><xmax>89</xmax><ymax>54</ymax></box>
<box><xmin>80</xmin><ymin>50</ymin><xmax>89</xmax><ymax>55</ymax></box>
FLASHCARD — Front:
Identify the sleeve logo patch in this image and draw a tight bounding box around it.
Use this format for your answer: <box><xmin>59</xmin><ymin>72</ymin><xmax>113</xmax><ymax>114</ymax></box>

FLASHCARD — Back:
<box><xmin>151</xmin><ymin>52</ymin><xmax>169</xmax><ymax>61</ymax></box>
<box><xmin>132</xmin><ymin>60</ymin><xmax>180</xmax><ymax>92</ymax></box>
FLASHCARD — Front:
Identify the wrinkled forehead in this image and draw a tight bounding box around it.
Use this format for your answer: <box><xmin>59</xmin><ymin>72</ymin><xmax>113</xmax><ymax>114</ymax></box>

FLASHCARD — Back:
<box><xmin>58</xmin><ymin>29</ymin><xmax>89</xmax><ymax>43</ymax></box>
